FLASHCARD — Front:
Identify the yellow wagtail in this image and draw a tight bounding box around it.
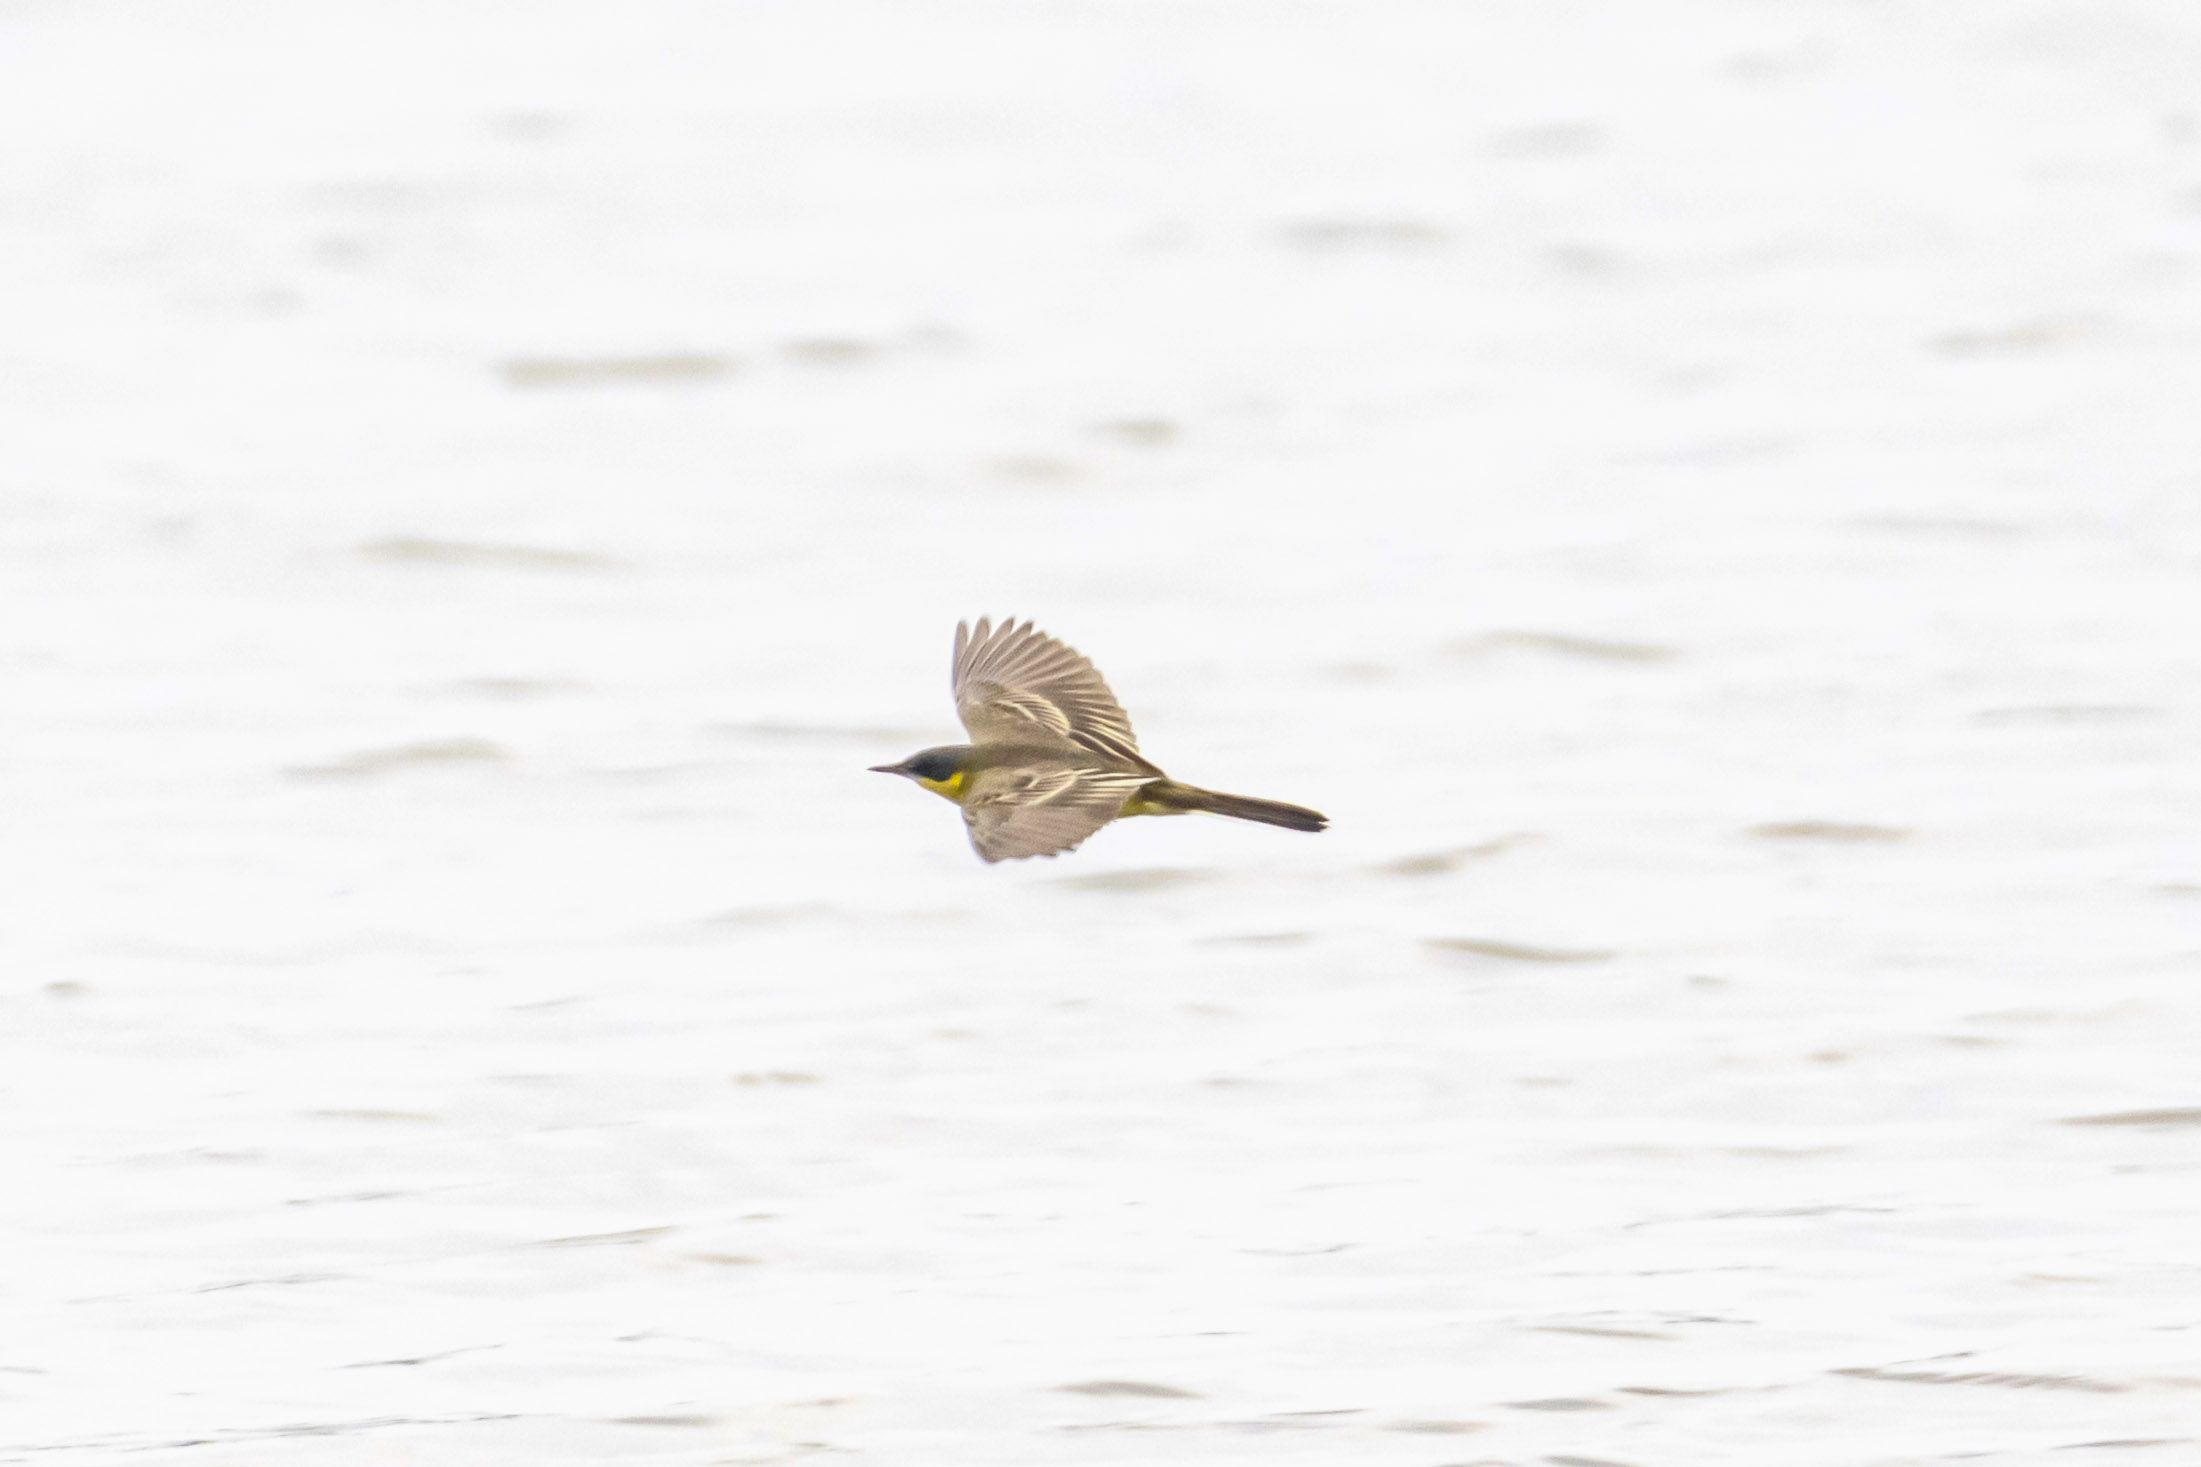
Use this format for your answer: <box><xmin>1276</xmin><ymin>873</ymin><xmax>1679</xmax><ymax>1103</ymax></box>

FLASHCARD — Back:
<box><xmin>871</xmin><ymin>617</ymin><xmax>1328</xmax><ymax>863</ymax></box>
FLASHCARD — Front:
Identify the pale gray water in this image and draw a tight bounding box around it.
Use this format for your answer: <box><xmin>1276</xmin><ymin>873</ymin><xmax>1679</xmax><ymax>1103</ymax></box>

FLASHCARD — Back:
<box><xmin>5</xmin><ymin>2</ymin><xmax>2201</xmax><ymax>1463</ymax></box>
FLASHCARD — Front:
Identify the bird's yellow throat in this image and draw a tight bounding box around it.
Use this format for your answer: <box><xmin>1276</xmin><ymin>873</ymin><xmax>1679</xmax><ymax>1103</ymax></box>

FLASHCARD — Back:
<box><xmin>916</xmin><ymin>767</ymin><xmax>970</xmax><ymax>802</ymax></box>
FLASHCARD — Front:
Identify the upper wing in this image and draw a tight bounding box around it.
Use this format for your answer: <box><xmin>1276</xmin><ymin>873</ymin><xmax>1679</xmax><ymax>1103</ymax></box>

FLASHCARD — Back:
<box><xmin>952</xmin><ymin>617</ymin><xmax>1149</xmax><ymax>765</ymax></box>
<box><xmin>961</xmin><ymin>764</ymin><xmax>1150</xmax><ymax>863</ymax></box>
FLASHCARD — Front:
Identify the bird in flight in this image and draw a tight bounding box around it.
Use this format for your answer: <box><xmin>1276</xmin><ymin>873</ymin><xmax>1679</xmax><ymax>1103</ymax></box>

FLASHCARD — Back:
<box><xmin>871</xmin><ymin>617</ymin><xmax>1328</xmax><ymax>863</ymax></box>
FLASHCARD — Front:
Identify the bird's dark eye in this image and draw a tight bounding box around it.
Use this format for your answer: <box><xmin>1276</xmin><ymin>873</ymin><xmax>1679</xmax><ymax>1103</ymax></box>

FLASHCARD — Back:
<box><xmin>910</xmin><ymin>751</ymin><xmax>957</xmax><ymax>781</ymax></box>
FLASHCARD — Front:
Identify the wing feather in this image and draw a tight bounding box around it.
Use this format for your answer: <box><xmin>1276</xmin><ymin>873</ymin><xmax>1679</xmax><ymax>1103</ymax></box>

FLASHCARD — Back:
<box><xmin>952</xmin><ymin>617</ymin><xmax>1148</xmax><ymax>764</ymax></box>
<box><xmin>960</xmin><ymin>764</ymin><xmax>1149</xmax><ymax>863</ymax></box>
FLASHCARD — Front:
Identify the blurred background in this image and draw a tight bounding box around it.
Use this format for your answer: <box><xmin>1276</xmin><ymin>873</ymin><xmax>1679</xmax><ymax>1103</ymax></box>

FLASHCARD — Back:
<box><xmin>5</xmin><ymin>2</ymin><xmax>2199</xmax><ymax>1462</ymax></box>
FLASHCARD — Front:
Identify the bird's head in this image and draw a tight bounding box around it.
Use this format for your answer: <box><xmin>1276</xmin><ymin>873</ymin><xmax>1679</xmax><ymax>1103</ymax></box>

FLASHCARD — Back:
<box><xmin>869</xmin><ymin>745</ymin><xmax>973</xmax><ymax>800</ymax></box>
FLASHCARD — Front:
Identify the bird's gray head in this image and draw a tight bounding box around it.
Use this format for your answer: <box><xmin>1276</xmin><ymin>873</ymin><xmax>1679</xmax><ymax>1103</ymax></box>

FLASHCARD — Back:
<box><xmin>868</xmin><ymin>746</ymin><xmax>970</xmax><ymax>786</ymax></box>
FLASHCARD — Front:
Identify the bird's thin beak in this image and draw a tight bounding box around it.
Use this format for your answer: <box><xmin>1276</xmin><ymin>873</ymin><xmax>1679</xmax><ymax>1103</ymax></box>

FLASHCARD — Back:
<box><xmin>868</xmin><ymin>763</ymin><xmax>903</xmax><ymax>775</ymax></box>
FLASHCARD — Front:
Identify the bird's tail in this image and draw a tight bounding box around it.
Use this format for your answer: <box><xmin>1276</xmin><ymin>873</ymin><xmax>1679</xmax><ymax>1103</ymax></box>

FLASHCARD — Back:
<box><xmin>1137</xmin><ymin>780</ymin><xmax>1328</xmax><ymax>832</ymax></box>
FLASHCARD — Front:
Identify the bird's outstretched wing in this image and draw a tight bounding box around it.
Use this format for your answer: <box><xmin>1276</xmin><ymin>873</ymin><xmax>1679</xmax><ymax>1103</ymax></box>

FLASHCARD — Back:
<box><xmin>961</xmin><ymin>764</ymin><xmax>1150</xmax><ymax>863</ymax></box>
<box><xmin>952</xmin><ymin>617</ymin><xmax>1151</xmax><ymax>767</ymax></box>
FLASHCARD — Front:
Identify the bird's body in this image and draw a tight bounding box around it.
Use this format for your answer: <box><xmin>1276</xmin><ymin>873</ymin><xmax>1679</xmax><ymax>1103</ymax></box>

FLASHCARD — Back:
<box><xmin>872</xmin><ymin>618</ymin><xmax>1328</xmax><ymax>863</ymax></box>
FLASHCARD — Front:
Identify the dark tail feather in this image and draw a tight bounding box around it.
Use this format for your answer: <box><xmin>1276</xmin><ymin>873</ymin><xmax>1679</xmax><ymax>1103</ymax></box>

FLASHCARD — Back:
<box><xmin>1146</xmin><ymin>780</ymin><xmax>1328</xmax><ymax>833</ymax></box>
